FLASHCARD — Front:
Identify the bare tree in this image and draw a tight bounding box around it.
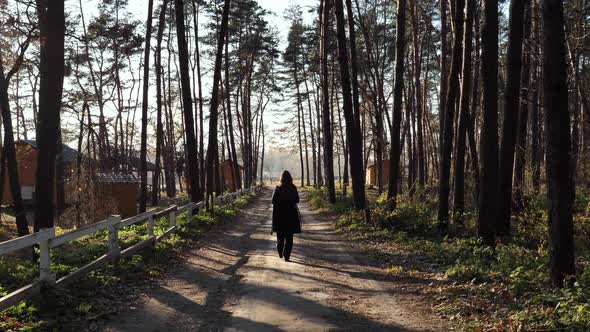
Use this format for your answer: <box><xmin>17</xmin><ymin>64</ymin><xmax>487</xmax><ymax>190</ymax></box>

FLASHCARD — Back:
<box><xmin>205</xmin><ymin>0</ymin><xmax>231</xmax><ymax>204</ymax></box>
<box><xmin>452</xmin><ymin>0</ymin><xmax>475</xmax><ymax>222</ymax></box>
<box><xmin>334</xmin><ymin>0</ymin><xmax>366</xmax><ymax>210</ymax></box>
<box><xmin>34</xmin><ymin>0</ymin><xmax>65</xmax><ymax>231</ymax></box>
<box><xmin>497</xmin><ymin>0</ymin><xmax>527</xmax><ymax>236</ymax></box>
<box><xmin>175</xmin><ymin>0</ymin><xmax>201</xmax><ymax>202</ymax></box>
<box><xmin>437</xmin><ymin>0</ymin><xmax>464</xmax><ymax>228</ymax></box>
<box><xmin>387</xmin><ymin>0</ymin><xmax>406</xmax><ymax>209</ymax></box>
<box><xmin>140</xmin><ymin>0</ymin><xmax>155</xmax><ymax>212</ymax></box>
<box><xmin>477</xmin><ymin>0</ymin><xmax>499</xmax><ymax>246</ymax></box>
<box><xmin>0</xmin><ymin>23</ymin><xmax>33</xmax><ymax>236</ymax></box>
<box><xmin>542</xmin><ymin>0</ymin><xmax>576</xmax><ymax>288</ymax></box>
<box><xmin>321</xmin><ymin>0</ymin><xmax>336</xmax><ymax>203</ymax></box>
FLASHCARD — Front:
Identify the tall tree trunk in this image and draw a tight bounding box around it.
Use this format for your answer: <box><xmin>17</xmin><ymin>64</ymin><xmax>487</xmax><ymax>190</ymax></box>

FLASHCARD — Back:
<box><xmin>345</xmin><ymin>0</ymin><xmax>361</xmax><ymax>139</ymax></box>
<box><xmin>453</xmin><ymin>0</ymin><xmax>475</xmax><ymax>221</ymax></box>
<box><xmin>0</xmin><ymin>77</ymin><xmax>28</xmax><ymax>236</ymax></box>
<box><xmin>468</xmin><ymin>18</ymin><xmax>481</xmax><ymax>200</ymax></box>
<box><xmin>175</xmin><ymin>0</ymin><xmax>200</xmax><ymax>202</ymax></box>
<box><xmin>336</xmin><ymin>85</ymin><xmax>348</xmax><ymax>198</ymax></box>
<box><xmin>386</xmin><ymin>0</ymin><xmax>406</xmax><ymax>210</ymax></box>
<box><xmin>295</xmin><ymin>68</ymin><xmax>310</xmax><ymax>187</ymax></box>
<box><xmin>334</xmin><ymin>0</ymin><xmax>365</xmax><ymax>210</ymax></box>
<box><xmin>79</xmin><ymin>0</ymin><xmax>110</xmax><ymax>167</ymax></box>
<box><xmin>205</xmin><ymin>0</ymin><xmax>230</xmax><ymax>205</ymax></box>
<box><xmin>542</xmin><ymin>0</ymin><xmax>576</xmax><ymax>288</ymax></box>
<box><xmin>224</xmin><ymin>33</ymin><xmax>241</xmax><ymax>191</ymax></box>
<box><xmin>191</xmin><ymin>0</ymin><xmax>206</xmax><ymax>192</ymax></box>
<box><xmin>438</xmin><ymin>0</ymin><xmax>464</xmax><ymax>228</ymax></box>
<box><xmin>566</xmin><ymin>37</ymin><xmax>589</xmax><ymax>186</ymax></box>
<box><xmin>531</xmin><ymin>81</ymin><xmax>541</xmax><ymax>192</ymax></box>
<box><xmin>164</xmin><ymin>27</ymin><xmax>176</xmax><ymax>198</ymax></box>
<box><xmin>140</xmin><ymin>0</ymin><xmax>154</xmax><ymax>212</ymax></box>
<box><xmin>477</xmin><ymin>0</ymin><xmax>499</xmax><ymax>246</ymax></box>
<box><xmin>214</xmin><ymin>143</ymin><xmax>221</xmax><ymax>195</ymax></box>
<box><xmin>439</xmin><ymin>0</ymin><xmax>449</xmax><ymax>160</ymax></box>
<box><xmin>497</xmin><ymin>0</ymin><xmax>527</xmax><ymax>236</ymax></box>
<box><xmin>406</xmin><ymin>87</ymin><xmax>415</xmax><ymax>195</ymax></box>
<box><xmin>513</xmin><ymin>0</ymin><xmax>532</xmax><ymax>213</ymax></box>
<box><xmin>321</xmin><ymin>0</ymin><xmax>336</xmax><ymax>203</ymax></box>
<box><xmin>410</xmin><ymin>1</ymin><xmax>425</xmax><ymax>189</ymax></box>
<box><xmin>302</xmin><ymin>70</ymin><xmax>317</xmax><ymax>188</ymax></box>
<box><xmin>33</xmin><ymin>0</ymin><xmax>65</xmax><ymax>231</ymax></box>
<box><xmin>152</xmin><ymin>0</ymin><xmax>169</xmax><ymax>206</ymax></box>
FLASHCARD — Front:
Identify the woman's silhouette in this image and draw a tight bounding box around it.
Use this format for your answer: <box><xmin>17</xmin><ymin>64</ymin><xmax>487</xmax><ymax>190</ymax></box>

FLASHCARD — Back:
<box><xmin>271</xmin><ymin>170</ymin><xmax>301</xmax><ymax>262</ymax></box>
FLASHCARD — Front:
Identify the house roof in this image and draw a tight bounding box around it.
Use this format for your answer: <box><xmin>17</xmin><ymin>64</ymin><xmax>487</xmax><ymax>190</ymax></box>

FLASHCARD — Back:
<box><xmin>19</xmin><ymin>139</ymin><xmax>80</xmax><ymax>164</ymax></box>
<box><xmin>95</xmin><ymin>172</ymin><xmax>140</xmax><ymax>183</ymax></box>
<box><xmin>19</xmin><ymin>140</ymin><xmax>158</xmax><ymax>171</ymax></box>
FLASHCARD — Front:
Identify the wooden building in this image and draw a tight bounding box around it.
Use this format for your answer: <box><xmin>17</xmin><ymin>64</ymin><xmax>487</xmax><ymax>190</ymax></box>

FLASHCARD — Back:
<box><xmin>219</xmin><ymin>159</ymin><xmax>244</xmax><ymax>192</ymax></box>
<box><xmin>2</xmin><ymin>140</ymin><xmax>79</xmax><ymax>206</ymax></box>
<box><xmin>185</xmin><ymin>159</ymin><xmax>244</xmax><ymax>193</ymax></box>
<box><xmin>366</xmin><ymin>159</ymin><xmax>391</xmax><ymax>188</ymax></box>
<box><xmin>95</xmin><ymin>173</ymin><xmax>139</xmax><ymax>219</ymax></box>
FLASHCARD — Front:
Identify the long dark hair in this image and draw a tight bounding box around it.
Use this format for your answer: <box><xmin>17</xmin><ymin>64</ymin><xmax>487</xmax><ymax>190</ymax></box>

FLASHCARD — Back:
<box><xmin>280</xmin><ymin>170</ymin><xmax>295</xmax><ymax>189</ymax></box>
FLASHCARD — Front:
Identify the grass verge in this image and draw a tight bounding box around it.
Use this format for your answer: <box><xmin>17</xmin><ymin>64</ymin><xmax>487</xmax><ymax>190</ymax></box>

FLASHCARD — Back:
<box><xmin>304</xmin><ymin>186</ymin><xmax>590</xmax><ymax>331</ymax></box>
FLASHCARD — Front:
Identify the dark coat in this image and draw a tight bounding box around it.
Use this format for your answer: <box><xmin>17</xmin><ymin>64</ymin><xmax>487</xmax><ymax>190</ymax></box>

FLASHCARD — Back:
<box><xmin>272</xmin><ymin>185</ymin><xmax>301</xmax><ymax>234</ymax></box>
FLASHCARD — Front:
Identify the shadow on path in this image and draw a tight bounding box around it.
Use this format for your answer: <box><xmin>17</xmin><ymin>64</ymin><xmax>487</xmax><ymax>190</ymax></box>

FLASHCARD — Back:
<box><xmin>98</xmin><ymin>189</ymin><xmax>444</xmax><ymax>332</ymax></box>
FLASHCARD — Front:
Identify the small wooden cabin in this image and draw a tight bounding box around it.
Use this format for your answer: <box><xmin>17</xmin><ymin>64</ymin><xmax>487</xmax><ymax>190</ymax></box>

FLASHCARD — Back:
<box><xmin>203</xmin><ymin>159</ymin><xmax>244</xmax><ymax>193</ymax></box>
<box><xmin>95</xmin><ymin>173</ymin><xmax>139</xmax><ymax>219</ymax></box>
<box><xmin>219</xmin><ymin>159</ymin><xmax>244</xmax><ymax>192</ymax></box>
<box><xmin>2</xmin><ymin>140</ymin><xmax>79</xmax><ymax>206</ymax></box>
<box><xmin>366</xmin><ymin>159</ymin><xmax>391</xmax><ymax>188</ymax></box>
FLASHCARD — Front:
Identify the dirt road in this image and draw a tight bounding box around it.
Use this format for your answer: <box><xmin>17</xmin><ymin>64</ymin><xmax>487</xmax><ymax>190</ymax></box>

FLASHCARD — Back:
<box><xmin>99</xmin><ymin>189</ymin><xmax>446</xmax><ymax>331</ymax></box>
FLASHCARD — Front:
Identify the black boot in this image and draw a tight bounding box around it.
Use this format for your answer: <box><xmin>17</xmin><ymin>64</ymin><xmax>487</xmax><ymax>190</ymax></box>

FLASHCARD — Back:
<box><xmin>277</xmin><ymin>232</ymin><xmax>285</xmax><ymax>258</ymax></box>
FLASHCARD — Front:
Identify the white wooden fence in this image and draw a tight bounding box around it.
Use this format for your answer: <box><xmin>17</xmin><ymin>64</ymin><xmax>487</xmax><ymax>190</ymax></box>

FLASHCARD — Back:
<box><xmin>0</xmin><ymin>187</ymin><xmax>258</xmax><ymax>312</ymax></box>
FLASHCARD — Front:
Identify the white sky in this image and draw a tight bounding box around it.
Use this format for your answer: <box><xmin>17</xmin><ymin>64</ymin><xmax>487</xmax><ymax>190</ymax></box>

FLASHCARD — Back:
<box><xmin>125</xmin><ymin>0</ymin><xmax>318</xmax><ymax>42</ymax></box>
<box><xmin>54</xmin><ymin>0</ymin><xmax>318</xmax><ymax>153</ymax></box>
<box><xmin>131</xmin><ymin>0</ymin><xmax>318</xmax><ymax>142</ymax></box>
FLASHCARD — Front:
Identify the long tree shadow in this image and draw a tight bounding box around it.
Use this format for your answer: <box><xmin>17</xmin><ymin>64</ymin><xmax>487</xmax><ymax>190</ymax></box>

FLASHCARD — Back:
<box><xmin>102</xmin><ymin>190</ymin><xmax>437</xmax><ymax>331</ymax></box>
<box><xmin>150</xmin><ymin>244</ymin><xmax>419</xmax><ymax>331</ymax></box>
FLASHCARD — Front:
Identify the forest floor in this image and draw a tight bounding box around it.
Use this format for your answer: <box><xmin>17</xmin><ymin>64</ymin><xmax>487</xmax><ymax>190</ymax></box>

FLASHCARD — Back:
<box><xmin>96</xmin><ymin>188</ymin><xmax>448</xmax><ymax>331</ymax></box>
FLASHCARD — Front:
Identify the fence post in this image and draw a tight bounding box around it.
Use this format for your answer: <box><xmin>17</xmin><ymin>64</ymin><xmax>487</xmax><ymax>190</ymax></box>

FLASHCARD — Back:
<box><xmin>148</xmin><ymin>215</ymin><xmax>155</xmax><ymax>237</ymax></box>
<box><xmin>39</xmin><ymin>228</ymin><xmax>56</xmax><ymax>286</ymax></box>
<box><xmin>168</xmin><ymin>206</ymin><xmax>177</xmax><ymax>227</ymax></box>
<box><xmin>188</xmin><ymin>204</ymin><xmax>194</xmax><ymax>219</ymax></box>
<box><xmin>108</xmin><ymin>215</ymin><xmax>122</xmax><ymax>264</ymax></box>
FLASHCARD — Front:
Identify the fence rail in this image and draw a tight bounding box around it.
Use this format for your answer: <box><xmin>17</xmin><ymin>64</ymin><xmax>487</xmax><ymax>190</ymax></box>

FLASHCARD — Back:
<box><xmin>0</xmin><ymin>186</ymin><xmax>259</xmax><ymax>312</ymax></box>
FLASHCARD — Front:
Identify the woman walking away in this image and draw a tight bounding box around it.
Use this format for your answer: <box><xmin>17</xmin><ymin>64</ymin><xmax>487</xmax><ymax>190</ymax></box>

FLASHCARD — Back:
<box><xmin>272</xmin><ymin>170</ymin><xmax>301</xmax><ymax>262</ymax></box>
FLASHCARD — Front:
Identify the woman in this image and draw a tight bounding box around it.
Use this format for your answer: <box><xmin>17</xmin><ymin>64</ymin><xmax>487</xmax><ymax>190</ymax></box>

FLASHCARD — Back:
<box><xmin>272</xmin><ymin>170</ymin><xmax>301</xmax><ymax>262</ymax></box>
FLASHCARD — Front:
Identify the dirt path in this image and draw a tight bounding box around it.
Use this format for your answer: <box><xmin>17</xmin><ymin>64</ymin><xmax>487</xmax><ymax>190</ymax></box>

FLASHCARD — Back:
<box><xmin>99</xmin><ymin>189</ymin><xmax>446</xmax><ymax>331</ymax></box>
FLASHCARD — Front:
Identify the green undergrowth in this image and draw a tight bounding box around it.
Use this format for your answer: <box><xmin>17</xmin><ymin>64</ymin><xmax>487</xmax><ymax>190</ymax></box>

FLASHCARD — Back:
<box><xmin>306</xmin><ymin>187</ymin><xmax>590</xmax><ymax>331</ymax></box>
<box><xmin>302</xmin><ymin>186</ymin><xmax>353</xmax><ymax>214</ymax></box>
<box><xmin>0</xmin><ymin>192</ymin><xmax>255</xmax><ymax>332</ymax></box>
